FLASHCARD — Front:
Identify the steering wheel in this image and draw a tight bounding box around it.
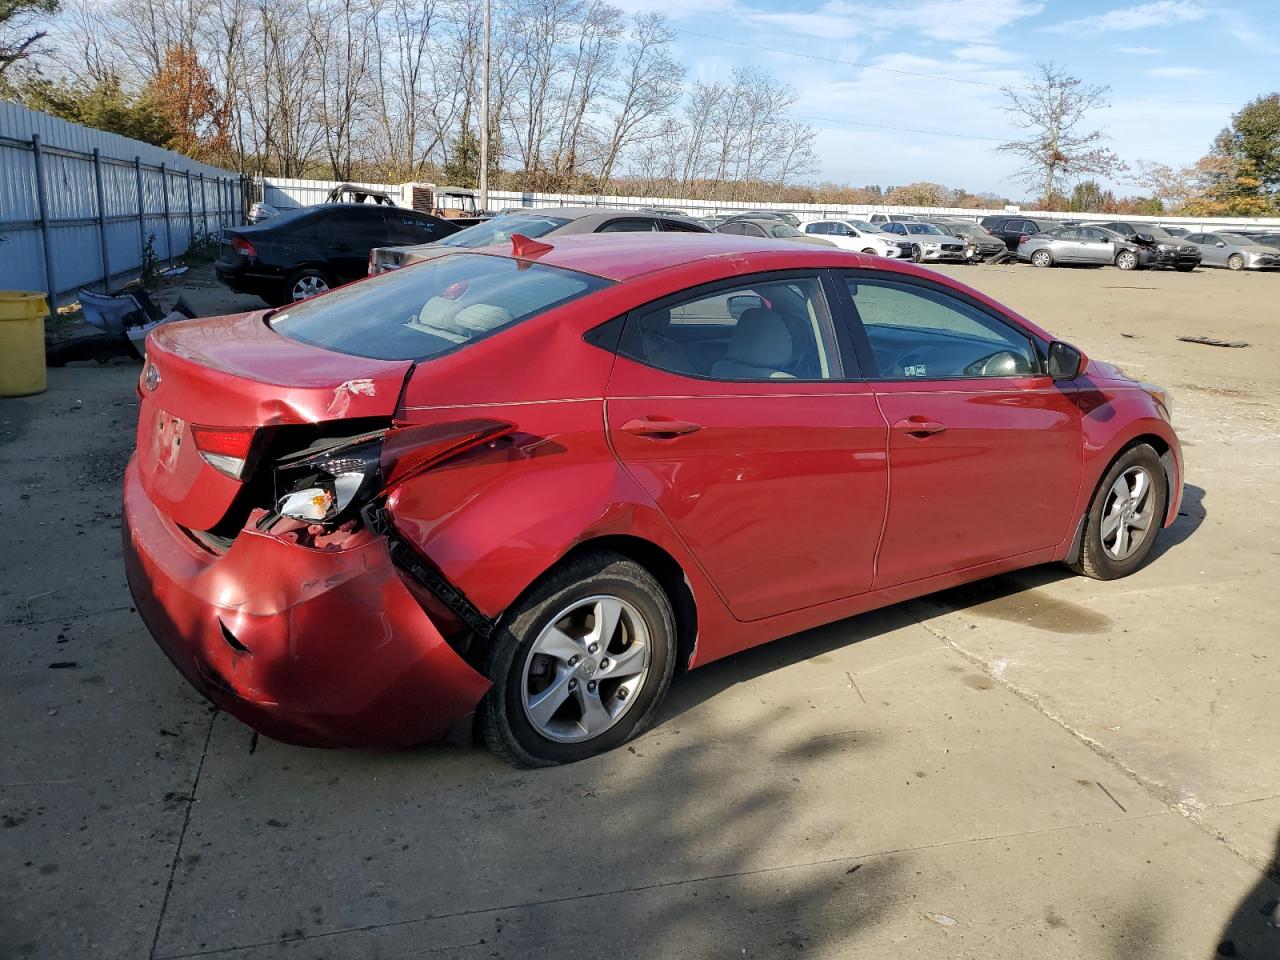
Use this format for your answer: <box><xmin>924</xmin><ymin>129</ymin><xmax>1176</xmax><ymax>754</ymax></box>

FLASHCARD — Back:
<box><xmin>963</xmin><ymin>350</ymin><xmax>1027</xmax><ymax>377</ymax></box>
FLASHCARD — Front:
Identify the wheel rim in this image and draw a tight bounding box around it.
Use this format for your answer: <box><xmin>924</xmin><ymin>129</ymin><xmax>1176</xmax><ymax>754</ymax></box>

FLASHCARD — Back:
<box><xmin>1101</xmin><ymin>466</ymin><xmax>1155</xmax><ymax>561</ymax></box>
<box><xmin>520</xmin><ymin>595</ymin><xmax>652</xmax><ymax>743</ymax></box>
<box><xmin>1229</xmin><ymin>255</ymin><xmax>1243</xmax><ymax>270</ymax></box>
<box><xmin>1033</xmin><ymin>251</ymin><xmax>1050</xmax><ymax>266</ymax></box>
<box><xmin>1118</xmin><ymin>252</ymin><xmax>1136</xmax><ymax>269</ymax></box>
<box><xmin>292</xmin><ymin>275</ymin><xmax>329</xmax><ymax>300</ymax></box>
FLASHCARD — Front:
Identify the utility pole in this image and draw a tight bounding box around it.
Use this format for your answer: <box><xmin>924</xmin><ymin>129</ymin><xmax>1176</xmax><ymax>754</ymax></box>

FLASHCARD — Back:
<box><xmin>478</xmin><ymin>0</ymin><xmax>491</xmax><ymax>213</ymax></box>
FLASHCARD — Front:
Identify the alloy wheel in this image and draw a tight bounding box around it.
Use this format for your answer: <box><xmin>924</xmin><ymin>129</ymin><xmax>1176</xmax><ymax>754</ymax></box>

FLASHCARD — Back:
<box><xmin>1100</xmin><ymin>466</ymin><xmax>1155</xmax><ymax>561</ymax></box>
<box><xmin>292</xmin><ymin>275</ymin><xmax>330</xmax><ymax>300</ymax></box>
<box><xmin>1228</xmin><ymin>254</ymin><xmax>1244</xmax><ymax>271</ymax></box>
<box><xmin>520</xmin><ymin>595</ymin><xmax>652</xmax><ymax>743</ymax></box>
<box><xmin>1117</xmin><ymin>251</ymin><xmax>1137</xmax><ymax>270</ymax></box>
<box><xmin>1032</xmin><ymin>250</ymin><xmax>1052</xmax><ymax>267</ymax></box>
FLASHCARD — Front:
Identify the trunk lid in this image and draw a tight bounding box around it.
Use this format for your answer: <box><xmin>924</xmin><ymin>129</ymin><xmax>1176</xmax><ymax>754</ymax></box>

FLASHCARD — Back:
<box><xmin>136</xmin><ymin>310</ymin><xmax>412</xmax><ymax>531</ymax></box>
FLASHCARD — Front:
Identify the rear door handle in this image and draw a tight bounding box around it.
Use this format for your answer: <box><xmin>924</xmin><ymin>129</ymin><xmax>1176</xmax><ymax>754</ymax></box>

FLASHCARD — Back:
<box><xmin>893</xmin><ymin>417</ymin><xmax>947</xmax><ymax>437</ymax></box>
<box><xmin>620</xmin><ymin>417</ymin><xmax>702</xmax><ymax>438</ymax></box>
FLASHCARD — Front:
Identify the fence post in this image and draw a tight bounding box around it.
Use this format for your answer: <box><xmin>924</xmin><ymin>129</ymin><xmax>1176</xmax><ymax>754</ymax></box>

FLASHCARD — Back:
<box><xmin>159</xmin><ymin>163</ymin><xmax>174</xmax><ymax>266</ymax></box>
<box><xmin>30</xmin><ymin>134</ymin><xmax>57</xmax><ymax>317</ymax></box>
<box><xmin>134</xmin><ymin>158</ymin><xmax>147</xmax><ymax>264</ymax></box>
<box><xmin>91</xmin><ymin>148</ymin><xmax>113</xmax><ymax>294</ymax></box>
<box><xmin>184</xmin><ymin>169</ymin><xmax>195</xmax><ymax>251</ymax></box>
<box><xmin>199</xmin><ymin>172</ymin><xmax>208</xmax><ymax>236</ymax></box>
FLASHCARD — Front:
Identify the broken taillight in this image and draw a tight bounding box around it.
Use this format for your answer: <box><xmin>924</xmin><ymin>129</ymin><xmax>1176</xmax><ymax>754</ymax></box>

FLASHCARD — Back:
<box><xmin>231</xmin><ymin>235</ymin><xmax>257</xmax><ymax>258</ymax></box>
<box><xmin>191</xmin><ymin>425</ymin><xmax>256</xmax><ymax>479</ymax></box>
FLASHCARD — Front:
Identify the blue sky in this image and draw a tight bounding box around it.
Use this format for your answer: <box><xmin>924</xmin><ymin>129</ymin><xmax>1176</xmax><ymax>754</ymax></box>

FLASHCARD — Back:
<box><xmin>615</xmin><ymin>0</ymin><xmax>1280</xmax><ymax>196</ymax></box>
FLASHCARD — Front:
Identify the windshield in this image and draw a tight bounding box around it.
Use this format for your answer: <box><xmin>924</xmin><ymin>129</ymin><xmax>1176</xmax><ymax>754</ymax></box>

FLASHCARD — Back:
<box><xmin>1131</xmin><ymin>223</ymin><xmax>1174</xmax><ymax>240</ymax></box>
<box><xmin>770</xmin><ymin>224</ymin><xmax>804</xmax><ymax>238</ymax></box>
<box><xmin>848</xmin><ymin>220</ymin><xmax>885</xmax><ymax>233</ymax></box>
<box><xmin>906</xmin><ymin>223</ymin><xmax>945</xmax><ymax>235</ymax></box>
<box><xmin>440</xmin><ymin>213</ymin><xmax>572</xmax><ymax>249</ymax></box>
<box><xmin>1217</xmin><ymin>233</ymin><xmax>1255</xmax><ymax>245</ymax></box>
<box><xmin>271</xmin><ymin>254</ymin><xmax>610</xmax><ymax>360</ymax></box>
<box><xmin>950</xmin><ymin>223</ymin><xmax>990</xmax><ymax>238</ymax></box>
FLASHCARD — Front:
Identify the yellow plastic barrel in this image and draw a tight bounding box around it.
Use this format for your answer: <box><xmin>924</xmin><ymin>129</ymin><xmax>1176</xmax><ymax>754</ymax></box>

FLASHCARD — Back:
<box><xmin>0</xmin><ymin>291</ymin><xmax>48</xmax><ymax>397</ymax></box>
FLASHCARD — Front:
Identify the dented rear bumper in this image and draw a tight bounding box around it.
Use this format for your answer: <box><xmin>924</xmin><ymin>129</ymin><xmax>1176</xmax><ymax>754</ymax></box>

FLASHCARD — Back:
<box><xmin>122</xmin><ymin>457</ymin><xmax>491</xmax><ymax>748</ymax></box>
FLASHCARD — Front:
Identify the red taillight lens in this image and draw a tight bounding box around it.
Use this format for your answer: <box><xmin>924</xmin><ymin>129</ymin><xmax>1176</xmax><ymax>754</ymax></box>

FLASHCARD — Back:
<box><xmin>1018</xmin><ymin>235</ymin><xmax>1029</xmax><ymax>244</ymax></box>
<box><xmin>231</xmin><ymin>235</ymin><xmax>257</xmax><ymax>257</ymax></box>
<box><xmin>191</xmin><ymin>425</ymin><xmax>256</xmax><ymax>479</ymax></box>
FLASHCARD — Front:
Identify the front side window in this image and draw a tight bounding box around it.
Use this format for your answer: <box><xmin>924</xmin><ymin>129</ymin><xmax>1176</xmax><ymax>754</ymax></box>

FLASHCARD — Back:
<box><xmin>620</xmin><ymin>275</ymin><xmax>841</xmax><ymax>381</ymax></box>
<box><xmin>272</xmin><ymin>254</ymin><xmax>610</xmax><ymax>360</ymax></box>
<box><xmin>805</xmin><ymin>222</ymin><xmax>828</xmax><ymax>235</ymax></box>
<box><xmin>844</xmin><ymin>278</ymin><xmax>1038</xmax><ymax>380</ymax></box>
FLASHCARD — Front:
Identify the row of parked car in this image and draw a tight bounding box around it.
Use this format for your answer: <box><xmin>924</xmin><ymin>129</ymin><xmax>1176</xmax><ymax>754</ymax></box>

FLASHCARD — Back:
<box><xmin>213</xmin><ymin>198</ymin><xmax>1280</xmax><ymax>306</ymax></box>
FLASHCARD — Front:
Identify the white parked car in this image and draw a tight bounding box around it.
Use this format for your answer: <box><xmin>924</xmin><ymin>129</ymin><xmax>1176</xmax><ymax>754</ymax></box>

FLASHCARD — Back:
<box><xmin>867</xmin><ymin>213</ymin><xmax>920</xmax><ymax>226</ymax></box>
<box><xmin>802</xmin><ymin>219</ymin><xmax>909</xmax><ymax>258</ymax></box>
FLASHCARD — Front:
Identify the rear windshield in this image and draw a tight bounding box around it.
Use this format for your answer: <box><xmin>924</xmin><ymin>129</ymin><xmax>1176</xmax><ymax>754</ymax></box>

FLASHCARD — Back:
<box><xmin>270</xmin><ymin>254</ymin><xmax>610</xmax><ymax>360</ymax></box>
<box><xmin>441</xmin><ymin>212</ymin><xmax>572</xmax><ymax>249</ymax></box>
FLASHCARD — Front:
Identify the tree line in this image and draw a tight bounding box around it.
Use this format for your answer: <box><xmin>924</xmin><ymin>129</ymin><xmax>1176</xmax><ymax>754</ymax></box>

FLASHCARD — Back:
<box><xmin>2</xmin><ymin>0</ymin><xmax>824</xmax><ymax>200</ymax></box>
<box><xmin>4</xmin><ymin>0</ymin><xmax>1278</xmax><ymax>213</ymax></box>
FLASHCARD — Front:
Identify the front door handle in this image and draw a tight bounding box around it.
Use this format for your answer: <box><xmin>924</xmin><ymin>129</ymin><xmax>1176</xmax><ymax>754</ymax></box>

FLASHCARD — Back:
<box><xmin>620</xmin><ymin>417</ymin><xmax>702</xmax><ymax>438</ymax></box>
<box><xmin>893</xmin><ymin>416</ymin><xmax>947</xmax><ymax>437</ymax></box>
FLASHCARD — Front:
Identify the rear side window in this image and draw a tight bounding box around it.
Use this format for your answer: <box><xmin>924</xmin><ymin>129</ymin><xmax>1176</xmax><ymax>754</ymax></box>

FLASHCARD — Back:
<box><xmin>271</xmin><ymin>254</ymin><xmax>610</xmax><ymax>360</ymax></box>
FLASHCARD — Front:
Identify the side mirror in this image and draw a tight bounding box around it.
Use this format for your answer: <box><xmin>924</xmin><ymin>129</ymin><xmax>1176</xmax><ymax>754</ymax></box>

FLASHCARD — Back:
<box><xmin>1216</xmin><ymin>241</ymin><xmax>1226</xmax><ymax>248</ymax></box>
<box><xmin>1047</xmin><ymin>341</ymin><xmax>1085</xmax><ymax>380</ymax></box>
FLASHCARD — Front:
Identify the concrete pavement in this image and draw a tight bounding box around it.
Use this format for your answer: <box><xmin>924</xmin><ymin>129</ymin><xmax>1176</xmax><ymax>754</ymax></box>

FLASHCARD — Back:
<box><xmin>2</xmin><ymin>265</ymin><xmax>1277</xmax><ymax>959</ymax></box>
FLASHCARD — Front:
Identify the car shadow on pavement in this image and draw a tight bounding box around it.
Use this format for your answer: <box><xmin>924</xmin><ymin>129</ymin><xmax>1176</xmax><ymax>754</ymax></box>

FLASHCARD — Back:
<box><xmin>1211</xmin><ymin>829</ymin><xmax>1280</xmax><ymax>959</ymax></box>
<box><xmin>1147</xmin><ymin>481</ymin><xmax>1207</xmax><ymax>565</ymax></box>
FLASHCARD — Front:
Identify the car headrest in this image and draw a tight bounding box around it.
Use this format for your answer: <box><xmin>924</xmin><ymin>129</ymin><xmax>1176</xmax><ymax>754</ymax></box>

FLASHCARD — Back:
<box><xmin>727</xmin><ymin>308</ymin><xmax>792</xmax><ymax>367</ymax></box>
<box><xmin>454</xmin><ymin>303</ymin><xmax>514</xmax><ymax>333</ymax></box>
<box><xmin>419</xmin><ymin>296</ymin><xmax>465</xmax><ymax>327</ymax></box>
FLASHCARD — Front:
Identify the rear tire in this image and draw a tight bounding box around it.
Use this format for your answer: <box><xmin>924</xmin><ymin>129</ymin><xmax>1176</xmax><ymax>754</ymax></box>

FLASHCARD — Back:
<box><xmin>1068</xmin><ymin>444</ymin><xmax>1167</xmax><ymax>581</ymax></box>
<box><xmin>283</xmin><ymin>267</ymin><xmax>332</xmax><ymax>303</ymax></box>
<box><xmin>1031</xmin><ymin>249</ymin><xmax>1053</xmax><ymax>268</ymax></box>
<box><xmin>479</xmin><ymin>552</ymin><xmax>677</xmax><ymax>767</ymax></box>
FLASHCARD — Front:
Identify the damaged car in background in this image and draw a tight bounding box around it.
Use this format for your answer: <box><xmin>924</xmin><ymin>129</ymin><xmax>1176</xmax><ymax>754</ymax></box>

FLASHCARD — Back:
<box><xmin>124</xmin><ymin>233</ymin><xmax>1183</xmax><ymax>767</ymax></box>
<box><xmin>1084</xmin><ymin>221</ymin><xmax>1201</xmax><ymax>271</ymax></box>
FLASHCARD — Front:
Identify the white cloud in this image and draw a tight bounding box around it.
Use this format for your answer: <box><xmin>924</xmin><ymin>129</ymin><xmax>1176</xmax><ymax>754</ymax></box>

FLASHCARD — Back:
<box><xmin>1145</xmin><ymin>65</ymin><xmax>1212</xmax><ymax>76</ymax></box>
<box><xmin>1043</xmin><ymin>1</ymin><xmax>1208</xmax><ymax>34</ymax></box>
<box><xmin>745</xmin><ymin>0</ymin><xmax>1043</xmax><ymax>45</ymax></box>
<box><xmin>1115</xmin><ymin>45</ymin><xmax>1166</xmax><ymax>54</ymax></box>
<box><xmin>953</xmin><ymin>43</ymin><xmax>1024</xmax><ymax>63</ymax></box>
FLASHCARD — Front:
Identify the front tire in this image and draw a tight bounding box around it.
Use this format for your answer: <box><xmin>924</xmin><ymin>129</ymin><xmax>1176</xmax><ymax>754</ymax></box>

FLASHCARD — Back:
<box><xmin>861</xmin><ymin>247</ymin><xmax>878</xmax><ymax>256</ymax></box>
<box><xmin>1031</xmin><ymin>249</ymin><xmax>1053</xmax><ymax>268</ymax></box>
<box><xmin>480</xmin><ymin>553</ymin><xmax>677</xmax><ymax>766</ymax></box>
<box><xmin>1068</xmin><ymin>444</ymin><xmax>1167</xmax><ymax>580</ymax></box>
<box><xmin>1227</xmin><ymin>254</ymin><xmax>1245</xmax><ymax>271</ymax></box>
<box><xmin>1115</xmin><ymin>250</ymin><xmax>1139</xmax><ymax>271</ymax></box>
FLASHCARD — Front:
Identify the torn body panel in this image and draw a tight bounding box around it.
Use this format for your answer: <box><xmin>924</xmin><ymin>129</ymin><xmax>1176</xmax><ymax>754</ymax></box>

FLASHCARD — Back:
<box><xmin>123</xmin><ymin>458</ymin><xmax>490</xmax><ymax>748</ymax></box>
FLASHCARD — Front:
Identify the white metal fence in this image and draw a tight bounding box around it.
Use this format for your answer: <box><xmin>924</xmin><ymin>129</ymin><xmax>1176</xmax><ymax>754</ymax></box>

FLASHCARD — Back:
<box><xmin>0</xmin><ymin>102</ymin><xmax>248</xmax><ymax>311</ymax></box>
<box><xmin>259</xmin><ymin>177</ymin><xmax>1280</xmax><ymax>233</ymax></box>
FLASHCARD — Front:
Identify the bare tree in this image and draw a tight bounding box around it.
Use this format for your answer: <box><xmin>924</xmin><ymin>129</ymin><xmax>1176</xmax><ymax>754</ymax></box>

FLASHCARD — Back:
<box><xmin>998</xmin><ymin>61</ymin><xmax>1125</xmax><ymax>201</ymax></box>
<box><xmin>1</xmin><ymin>0</ymin><xmax>59</xmax><ymax>76</ymax></box>
<box><xmin>597</xmin><ymin>12</ymin><xmax>682</xmax><ymax>187</ymax></box>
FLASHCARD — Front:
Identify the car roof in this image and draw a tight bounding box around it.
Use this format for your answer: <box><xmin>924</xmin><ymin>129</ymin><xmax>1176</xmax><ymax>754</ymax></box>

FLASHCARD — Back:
<box><xmin>465</xmin><ymin>232</ymin><xmax>841</xmax><ymax>282</ymax></box>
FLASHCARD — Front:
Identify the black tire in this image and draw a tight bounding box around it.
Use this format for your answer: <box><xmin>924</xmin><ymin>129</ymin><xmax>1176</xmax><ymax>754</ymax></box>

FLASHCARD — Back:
<box><xmin>1068</xmin><ymin>444</ymin><xmax>1168</xmax><ymax>581</ymax></box>
<box><xmin>1227</xmin><ymin>254</ymin><xmax>1245</xmax><ymax>271</ymax></box>
<box><xmin>282</xmin><ymin>267</ymin><xmax>333</xmax><ymax>303</ymax></box>
<box><xmin>860</xmin><ymin>247</ymin><xmax>878</xmax><ymax>256</ymax></box>
<box><xmin>1115</xmin><ymin>250</ymin><xmax>1139</xmax><ymax>271</ymax></box>
<box><xmin>1030</xmin><ymin>249</ymin><xmax>1053</xmax><ymax>268</ymax></box>
<box><xmin>479</xmin><ymin>552</ymin><xmax>677</xmax><ymax>767</ymax></box>
<box><xmin>45</xmin><ymin>333</ymin><xmax>139</xmax><ymax>367</ymax></box>
<box><xmin>1175</xmin><ymin>265</ymin><xmax>1196</xmax><ymax>272</ymax></box>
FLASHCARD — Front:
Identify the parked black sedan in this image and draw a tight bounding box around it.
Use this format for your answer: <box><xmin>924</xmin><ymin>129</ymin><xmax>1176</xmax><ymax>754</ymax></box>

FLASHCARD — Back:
<box><xmin>215</xmin><ymin>204</ymin><xmax>460</xmax><ymax>305</ymax></box>
<box><xmin>981</xmin><ymin>215</ymin><xmax>1058</xmax><ymax>251</ymax></box>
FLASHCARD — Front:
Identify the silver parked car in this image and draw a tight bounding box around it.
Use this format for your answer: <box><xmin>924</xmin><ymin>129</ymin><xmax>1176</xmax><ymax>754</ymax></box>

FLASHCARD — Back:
<box><xmin>877</xmin><ymin>221</ymin><xmax>966</xmax><ymax>261</ymax></box>
<box><xmin>1184</xmin><ymin>231</ymin><xmax>1280</xmax><ymax>270</ymax></box>
<box><xmin>1019</xmin><ymin>225</ymin><xmax>1144</xmax><ymax>269</ymax></box>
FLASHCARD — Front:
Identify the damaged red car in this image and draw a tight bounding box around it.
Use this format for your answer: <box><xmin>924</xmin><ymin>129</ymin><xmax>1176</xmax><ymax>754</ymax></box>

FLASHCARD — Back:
<box><xmin>124</xmin><ymin>233</ymin><xmax>1183</xmax><ymax>766</ymax></box>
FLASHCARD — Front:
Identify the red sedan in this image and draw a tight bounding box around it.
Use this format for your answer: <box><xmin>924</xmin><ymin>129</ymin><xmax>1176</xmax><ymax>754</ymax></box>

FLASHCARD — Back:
<box><xmin>124</xmin><ymin>233</ymin><xmax>1182</xmax><ymax>765</ymax></box>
